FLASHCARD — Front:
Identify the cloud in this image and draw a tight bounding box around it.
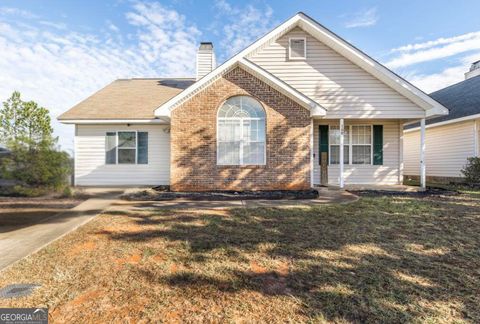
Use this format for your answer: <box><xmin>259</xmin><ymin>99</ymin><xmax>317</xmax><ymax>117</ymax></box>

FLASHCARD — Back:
<box><xmin>385</xmin><ymin>31</ymin><xmax>480</xmax><ymax>69</ymax></box>
<box><xmin>106</xmin><ymin>20</ymin><xmax>119</xmax><ymax>32</ymax></box>
<box><xmin>212</xmin><ymin>0</ymin><xmax>276</xmax><ymax>60</ymax></box>
<box><xmin>391</xmin><ymin>31</ymin><xmax>480</xmax><ymax>53</ymax></box>
<box><xmin>0</xmin><ymin>7</ymin><xmax>38</xmax><ymax>19</ymax></box>
<box><xmin>39</xmin><ymin>20</ymin><xmax>67</xmax><ymax>30</ymax></box>
<box><xmin>344</xmin><ymin>7</ymin><xmax>378</xmax><ymax>28</ymax></box>
<box><xmin>407</xmin><ymin>54</ymin><xmax>480</xmax><ymax>93</ymax></box>
<box><xmin>0</xmin><ymin>2</ymin><xmax>200</xmax><ymax>152</ymax></box>
<box><xmin>126</xmin><ymin>1</ymin><xmax>200</xmax><ymax>76</ymax></box>
<box><xmin>383</xmin><ymin>31</ymin><xmax>480</xmax><ymax>92</ymax></box>
<box><xmin>408</xmin><ymin>66</ymin><xmax>467</xmax><ymax>93</ymax></box>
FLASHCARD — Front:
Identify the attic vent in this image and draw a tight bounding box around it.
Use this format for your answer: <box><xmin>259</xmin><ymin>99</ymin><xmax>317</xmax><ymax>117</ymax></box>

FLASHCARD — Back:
<box><xmin>289</xmin><ymin>38</ymin><xmax>306</xmax><ymax>60</ymax></box>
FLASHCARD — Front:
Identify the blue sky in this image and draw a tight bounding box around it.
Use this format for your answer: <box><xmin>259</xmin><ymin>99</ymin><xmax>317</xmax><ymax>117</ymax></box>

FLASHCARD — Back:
<box><xmin>1</xmin><ymin>0</ymin><xmax>479</xmax><ymax>152</ymax></box>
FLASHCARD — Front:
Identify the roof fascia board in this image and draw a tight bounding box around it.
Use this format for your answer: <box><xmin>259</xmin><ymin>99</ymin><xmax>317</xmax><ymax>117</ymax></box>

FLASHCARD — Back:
<box><xmin>156</xmin><ymin>12</ymin><xmax>448</xmax><ymax>119</ymax></box>
<box><xmin>59</xmin><ymin>119</ymin><xmax>168</xmax><ymax>124</ymax></box>
<box><xmin>404</xmin><ymin>113</ymin><xmax>480</xmax><ymax>133</ymax></box>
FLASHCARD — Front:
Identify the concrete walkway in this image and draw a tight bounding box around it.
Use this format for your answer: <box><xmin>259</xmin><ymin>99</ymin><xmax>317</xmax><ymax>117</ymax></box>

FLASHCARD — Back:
<box><xmin>118</xmin><ymin>187</ymin><xmax>358</xmax><ymax>211</ymax></box>
<box><xmin>0</xmin><ymin>189</ymin><xmax>122</xmax><ymax>272</ymax></box>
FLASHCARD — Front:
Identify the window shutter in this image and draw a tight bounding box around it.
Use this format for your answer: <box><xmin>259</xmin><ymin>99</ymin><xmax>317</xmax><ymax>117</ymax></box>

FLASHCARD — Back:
<box><xmin>319</xmin><ymin>125</ymin><xmax>328</xmax><ymax>165</ymax></box>
<box><xmin>137</xmin><ymin>132</ymin><xmax>148</xmax><ymax>164</ymax></box>
<box><xmin>373</xmin><ymin>125</ymin><xmax>383</xmax><ymax>165</ymax></box>
<box><xmin>105</xmin><ymin>132</ymin><xmax>116</xmax><ymax>164</ymax></box>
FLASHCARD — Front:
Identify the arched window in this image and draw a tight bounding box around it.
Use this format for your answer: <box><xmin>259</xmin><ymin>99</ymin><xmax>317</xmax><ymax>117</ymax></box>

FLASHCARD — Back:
<box><xmin>217</xmin><ymin>96</ymin><xmax>266</xmax><ymax>165</ymax></box>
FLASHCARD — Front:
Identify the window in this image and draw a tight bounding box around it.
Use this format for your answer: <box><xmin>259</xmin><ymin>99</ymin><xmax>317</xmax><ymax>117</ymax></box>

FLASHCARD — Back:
<box><xmin>118</xmin><ymin>131</ymin><xmax>136</xmax><ymax>164</ymax></box>
<box><xmin>217</xmin><ymin>96</ymin><xmax>266</xmax><ymax>165</ymax></box>
<box><xmin>105</xmin><ymin>131</ymin><xmax>148</xmax><ymax>165</ymax></box>
<box><xmin>351</xmin><ymin>125</ymin><xmax>372</xmax><ymax>164</ymax></box>
<box><xmin>289</xmin><ymin>38</ymin><xmax>306</xmax><ymax>60</ymax></box>
<box><xmin>329</xmin><ymin>125</ymin><xmax>372</xmax><ymax>165</ymax></box>
<box><xmin>329</xmin><ymin>126</ymin><xmax>349</xmax><ymax>164</ymax></box>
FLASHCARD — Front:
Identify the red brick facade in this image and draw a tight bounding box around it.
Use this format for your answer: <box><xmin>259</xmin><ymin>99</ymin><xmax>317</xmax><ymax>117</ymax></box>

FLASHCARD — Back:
<box><xmin>170</xmin><ymin>67</ymin><xmax>311</xmax><ymax>191</ymax></box>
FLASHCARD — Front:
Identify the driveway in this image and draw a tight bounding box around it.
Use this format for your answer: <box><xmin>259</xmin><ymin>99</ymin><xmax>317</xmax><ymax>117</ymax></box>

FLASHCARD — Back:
<box><xmin>0</xmin><ymin>189</ymin><xmax>123</xmax><ymax>271</ymax></box>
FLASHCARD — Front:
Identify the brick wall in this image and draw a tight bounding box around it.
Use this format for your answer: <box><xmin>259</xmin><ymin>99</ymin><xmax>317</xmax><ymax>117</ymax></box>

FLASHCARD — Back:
<box><xmin>170</xmin><ymin>67</ymin><xmax>311</xmax><ymax>191</ymax></box>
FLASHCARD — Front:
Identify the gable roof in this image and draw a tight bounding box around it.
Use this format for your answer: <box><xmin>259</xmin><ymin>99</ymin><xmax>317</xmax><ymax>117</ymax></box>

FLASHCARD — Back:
<box><xmin>155</xmin><ymin>12</ymin><xmax>448</xmax><ymax>119</ymax></box>
<box><xmin>58</xmin><ymin>78</ymin><xmax>194</xmax><ymax>121</ymax></box>
<box><xmin>405</xmin><ymin>75</ymin><xmax>480</xmax><ymax>130</ymax></box>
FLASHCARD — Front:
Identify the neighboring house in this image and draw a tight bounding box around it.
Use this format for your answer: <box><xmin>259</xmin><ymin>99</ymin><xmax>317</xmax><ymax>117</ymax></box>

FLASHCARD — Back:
<box><xmin>58</xmin><ymin>12</ymin><xmax>448</xmax><ymax>190</ymax></box>
<box><xmin>0</xmin><ymin>147</ymin><xmax>10</xmax><ymax>158</ymax></box>
<box><xmin>404</xmin><ymin>63</ymin><xmax>480</xmax><ymax>182</ymax></box>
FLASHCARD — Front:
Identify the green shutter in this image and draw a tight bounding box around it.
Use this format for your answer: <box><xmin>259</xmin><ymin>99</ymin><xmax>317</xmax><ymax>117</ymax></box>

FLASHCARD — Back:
<box><xmin>373</xmin><ymin>125</ymin><xmax>383</xmax><ymax>165</ymax></box>
<box><xmin>137</xmin><ymin>132</ymin><xmax>148</xmax><ymax>164</ymax></box>
<box><xmin>319</xmin><ymin>125</ymin><xmax>329</xmax><ymax>165</ymax></box>
<box><xmin>105</xmin><ymin>132</ymin><xmax>116</xmax><ymax>164</ymax></box>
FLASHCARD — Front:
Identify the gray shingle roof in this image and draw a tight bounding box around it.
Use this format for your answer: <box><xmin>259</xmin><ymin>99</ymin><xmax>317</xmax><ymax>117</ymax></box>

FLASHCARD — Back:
<box><xmin>405</xmin><ymin>75</ymin><xmax>480</xmax><ymax>129</ymax></box>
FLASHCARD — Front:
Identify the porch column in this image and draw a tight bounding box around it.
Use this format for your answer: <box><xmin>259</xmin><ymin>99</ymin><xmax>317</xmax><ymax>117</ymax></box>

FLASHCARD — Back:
<box><xmin>398</xmin><ymin>121</ymin><xmax>404</xmax><ymax>184</ymax></box>
<box><xmin>420</xmin><ymin>118</ymin><xmax>426</xmax><ymax>191</ymax></box>
<box><xmin>310</xmin><ymin>119</ymin><xmax>314</xmax><ymax>187</ymax></box>
<box><xmin>339</xmin><ymin>118</ymin><xmax>345</xmax><ymax>188</ymax></box>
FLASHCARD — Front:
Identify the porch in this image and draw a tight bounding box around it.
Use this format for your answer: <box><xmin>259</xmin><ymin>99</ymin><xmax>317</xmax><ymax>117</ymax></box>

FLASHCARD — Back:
<box><xmin>310</xmin><ymin>118</ymin><xmax>427</xmax><ymax>190</ymax></box>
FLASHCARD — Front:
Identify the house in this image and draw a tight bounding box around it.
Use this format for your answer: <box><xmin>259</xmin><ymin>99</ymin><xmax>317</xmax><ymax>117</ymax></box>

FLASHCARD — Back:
<box><xmin>58</xmin><ymin>12</ymin><xmax>448</xmax><ymax>191</ymax></box>
<box><xmin>0</xmin><ymin>147</ymin><xmax>10</xmax><ymax>158</ymax></box>
<box><xmin>404</xmin><ymin>63</ymin><xmax>480</xmax><ymax>182</ymax></box>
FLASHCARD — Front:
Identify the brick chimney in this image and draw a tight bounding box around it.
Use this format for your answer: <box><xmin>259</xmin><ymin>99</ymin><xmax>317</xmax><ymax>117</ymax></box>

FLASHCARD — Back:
<box><xmin>196</xmin><ymin>42</ymin><xmax>216</xmax><ymax>81</ymax></box>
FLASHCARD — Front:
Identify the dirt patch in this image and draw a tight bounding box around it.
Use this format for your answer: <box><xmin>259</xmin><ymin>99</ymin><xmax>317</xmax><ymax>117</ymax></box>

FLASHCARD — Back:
<box><xmin>114</xmin><ymin>254</ymin><xmax>142</xmax><ymax>266</ymax></box>
<box><xmin>67</xmin><ymin>241</ymin><xmax>97</xmax><ymax>257</ymax></box>
<box><xmin>122</xmin><ymin>188</ymin><xmax>319</xmax><ymax>201</ymax></box>
<box><xmin>249</xmin><ymin>261</ymin><xmax>268</xmax><ymax>274</ymax></box>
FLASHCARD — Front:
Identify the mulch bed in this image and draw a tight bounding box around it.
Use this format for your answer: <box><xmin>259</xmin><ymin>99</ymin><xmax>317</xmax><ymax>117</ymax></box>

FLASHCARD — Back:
<box><xmin>122</xmin><ymin>187</ymin><xmax>319</xmax><ymax>201</ymax></box>
<box><xmin>349</xmin><ymin>186</ymin><xmax>458</xmax><ymax>197</ymax></box>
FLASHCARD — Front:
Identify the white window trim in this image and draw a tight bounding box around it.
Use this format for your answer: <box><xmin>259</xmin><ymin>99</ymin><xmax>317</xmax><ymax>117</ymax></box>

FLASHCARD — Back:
<box><xmin>288</xmin><ymin>37</ymin><xmax>307</xmax><ymax>60</ymax></box>
<box><xmin>217</xmin><ymin>117</ymin><xmax>266</xmax><ymax>166</ymax></box>
<box><xmin>105</xmin><ymin>130</ymin><xmax>149</xmax><ymax>165</ymax></box>
<box><xmin>328</xmin><ymin>125</ymin><xmax>373</xmax><ymax>166</ymax></box>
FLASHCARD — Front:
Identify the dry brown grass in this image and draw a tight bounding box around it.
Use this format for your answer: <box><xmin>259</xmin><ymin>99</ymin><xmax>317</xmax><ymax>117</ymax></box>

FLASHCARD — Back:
<box><xmin>0</xmin><ymin>190</ymin><xmax>479</xmax><ymax>323</ymax></box>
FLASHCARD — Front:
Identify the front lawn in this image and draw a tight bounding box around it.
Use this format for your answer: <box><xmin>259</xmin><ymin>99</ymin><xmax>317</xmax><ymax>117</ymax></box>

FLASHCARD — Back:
<box><xmin>0</xmin><ymin>190</ymin><xmax>479</xmax><ymax>322</ymax></box>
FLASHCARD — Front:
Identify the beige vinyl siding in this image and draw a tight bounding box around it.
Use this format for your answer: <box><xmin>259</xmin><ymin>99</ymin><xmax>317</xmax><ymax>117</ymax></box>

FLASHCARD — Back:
<box><xmin>197</xmin><ymin>51</ymin><xmax>215</xmax><ymax>80</ymax></box>
<box><xmin>476</xmin><ymin>119</ymin><xmax>480</xmax><ymax>156</ymax></box>
<box><xmin>313</xmin><ymin>120</ymin><xmax>401</xmax><ymax>185</ymax></box>
<box><xmin>248</xmin><ymin>27</ymin><xmax>425</xmax><ymax>119</ymax></box>
<box><xmin>75</xmin><ymin>124</ymin><xmax>170</xmax><ymax>186</ymax></box>
<box><xmin>404</xmin><ymin>120</ymin><xmax>476</xmax><ymax>178</ymax></box>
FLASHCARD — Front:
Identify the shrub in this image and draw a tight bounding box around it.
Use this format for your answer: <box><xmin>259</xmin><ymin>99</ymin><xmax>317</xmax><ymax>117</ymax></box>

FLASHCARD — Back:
<box><xmin>1</xmin><ymin>144</ymin><xmax>71</xmax><ymax>195</ymax></box>
<box><xmin>61</xmin><ymin>186</ymin><xmax>73</xmax><ymax>198</ymax></box>
<box><xmin>461</xmin><ymin>157</ymin><xmax>480</xmax><ymax>184</ymax></box>
<box><xmin>7</xmin><ymin>185</ymin><xmax>50</xmax><ymax>197</ymax></box>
